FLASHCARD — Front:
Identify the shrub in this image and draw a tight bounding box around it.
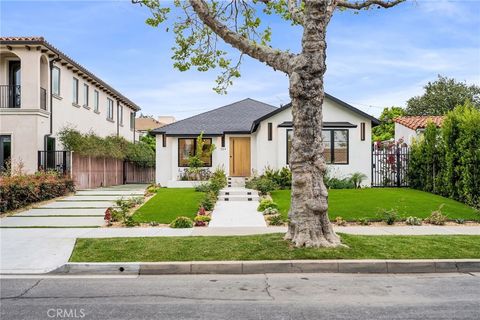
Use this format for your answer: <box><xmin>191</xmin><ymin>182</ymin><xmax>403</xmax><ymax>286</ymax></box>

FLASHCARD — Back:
<box><xmin>146</xmin><ymin>184</ymin><xmax>161</xmax><ymax>195</ymax></box>
<box><xmin>124</xmin><ymin>216</ymin><xmax>139</xmax><ymax>227</ymax></box>
<box><xmin>334</xmin><ymin>216</ymin><xmax>347</xmax><ymax>226</ymax></box>
<box><xmin>357</xmin><ymin>218</ymin><xmax>370</xmax><ymax>226</ymax></box>
<box><xmin>194</xmin><ymin>215</ymin><xmax>211</xmax><ymax>222</ymax></box>
<box><xmin>0</xmin><ymin>171</ymin><xmax>74</xmax><ymax>212</ymax></box>
<box><xmin>247</xmin><ymin>176</ymin><xmax>278</xmax><ymax>195</ymax></box>
<box><xmin>349</xmin><ymin>172</ymin><xmax>368</xmax><ymax>189</ymax></box>
<box><xmin>264</xmin><ymin>167</ymin><xmax>292</xmax><ymax>189</ymax></box>
<box><xmin>257</xmin><ymin>199</ymin><xmax>278</xmax><ymax>212</ymax></box>
<box><xmin>200</xmin><ymin>191</ymin><xmax>217</xmax><ymax>211</ymax></box>
<box><xmin>325</xmin><ymin>177</ymin><xmax>355</xmax><ymax>189</ymax></box>
<box><xmin>380</xmin><ymin>208</ymin><xmax>398</xmax><ymax>225</ymax></box>
<box><xmin>263</xmin><ymin>207</ymin><xmax>279</xmax><ymax>216</ymax></box>
<box><xmin>424</xmin><ymin>205</ymin><xmax>448</xmax><ymax>225</ymax></box>
<box><xmin>405</xmin><ymin>216</ymin><xmax>422</xmax><ymax>226</ymax></box>
<box><xmin>267</xmin><ymin>214</ymin><xmax>284</xmax><ymax>226</ymax></box>
<box><xmin>195</xmin><ymin>182</ymin><xmax>211</xmax><ymax>193</ymax></box>
<box><xmin>170</xmin><ymin>216</ymin><xmax>194</xmax><ymax>228</ymax></box>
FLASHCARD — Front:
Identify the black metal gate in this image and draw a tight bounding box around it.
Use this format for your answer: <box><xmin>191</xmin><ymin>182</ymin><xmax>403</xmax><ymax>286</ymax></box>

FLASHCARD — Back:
<box><xmin>38</xmin><ymin>150</ymin><xmax>70</xmax><ymax>175</ymax></box>
<box><xmin>372</xmin><ymin>142</ymin><xmax>410</xmax><ymax>187</ymax></box>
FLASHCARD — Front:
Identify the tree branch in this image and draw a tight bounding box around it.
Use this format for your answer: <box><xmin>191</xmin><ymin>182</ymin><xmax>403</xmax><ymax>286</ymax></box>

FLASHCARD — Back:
<box><xmin>189</xmin><ymin>0</ymin><xmax>294</xmax><ymax>74</ymax></box>
<box><xmin>336</xmin><ymin>0</ymin><xmax>405</xmax><ymax>9</ymax></box>
<box><xmin>288</xmin><ymin>0</ymin><xmax>304</xmax><ymax>24</ymax></box>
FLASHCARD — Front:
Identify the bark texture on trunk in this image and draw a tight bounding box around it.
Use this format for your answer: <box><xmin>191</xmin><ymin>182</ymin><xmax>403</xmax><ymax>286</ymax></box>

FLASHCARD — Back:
<box><xmin>284</xmin><ymin>0</ymin><xmax>342</xmax><ymax>248</ymax></box>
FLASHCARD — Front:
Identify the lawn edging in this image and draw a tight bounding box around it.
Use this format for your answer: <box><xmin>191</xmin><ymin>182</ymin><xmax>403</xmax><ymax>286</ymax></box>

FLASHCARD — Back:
<box><xmin>51</xmin><ymin>259</ymin><xmax>480</xmax><ymax>275</ymax></box>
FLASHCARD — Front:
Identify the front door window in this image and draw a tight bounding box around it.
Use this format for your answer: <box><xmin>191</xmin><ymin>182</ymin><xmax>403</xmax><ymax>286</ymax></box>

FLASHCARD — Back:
<box><xmin>0</xmin><ymin>135</ymin><xmax>12</xmax><ymax>172</ymax></box>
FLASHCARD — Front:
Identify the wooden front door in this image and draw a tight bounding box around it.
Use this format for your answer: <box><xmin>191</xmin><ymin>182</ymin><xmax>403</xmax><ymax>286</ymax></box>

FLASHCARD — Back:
<box><xmin>229</xmin><ymin>137</ymin><xmax>251</xmax><ymax>177</ymax></box>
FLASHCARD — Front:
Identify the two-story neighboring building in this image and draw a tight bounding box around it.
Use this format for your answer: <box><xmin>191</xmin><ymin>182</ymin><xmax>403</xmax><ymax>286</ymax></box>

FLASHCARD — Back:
<box><xmin>0</xmin><ymin>37</ymin><xmax>141</xmax><ymax>173</ymax></box>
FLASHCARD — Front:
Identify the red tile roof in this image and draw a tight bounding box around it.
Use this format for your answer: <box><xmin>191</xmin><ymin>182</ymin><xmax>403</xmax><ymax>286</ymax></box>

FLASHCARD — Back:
<box><xmin>393</xmin><ymin>116</ymin><xmax>444</xmax><ymax>130</ymax></box>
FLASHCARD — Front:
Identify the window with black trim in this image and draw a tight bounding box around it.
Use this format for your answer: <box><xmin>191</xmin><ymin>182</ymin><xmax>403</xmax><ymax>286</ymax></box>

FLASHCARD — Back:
<box><xmin>178</xmin><ymin>138</ymin><xmax>212</xmax><ymax>167</ymax></box>
<box><xmin>360</xmin><ymin>122</ymin><xmax>365</xmax><ymax>141</ymax></box>
<box><xmin>268</xmin><ymin>122</ymin><xmax>273</xmax><ymax>141</ymax></box>
<box><xmin>52</xmin><ymin>67</ymin><xmax>60</xmax><ymax>96</ymax></box>
<box><xmin>286</xmin><ymin>129</ymin><xmax>349</xmax><ymax>165</ymax></box>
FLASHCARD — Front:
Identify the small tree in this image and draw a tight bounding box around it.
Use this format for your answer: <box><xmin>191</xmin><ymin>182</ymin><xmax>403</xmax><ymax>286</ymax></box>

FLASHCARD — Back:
<box><xmin>187</xmin><ymin>132</ymin><xmax>215</xmax><ymax>180</ymax></box>
<box><xmin>372</xmin><ymin>106</ymin><xmax>405</xmax><ymax>141</ymax></box>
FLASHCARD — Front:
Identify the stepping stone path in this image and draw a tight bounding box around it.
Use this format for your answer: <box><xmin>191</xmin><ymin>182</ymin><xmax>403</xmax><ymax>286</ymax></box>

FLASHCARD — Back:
<box><xmin>0</xmin><ymin>184</ymin><xmax>147</xmax><ymax>228</ymax></box>
<box><xmin>209</xmin><ymin>177</ymin><xmax>267</xmax><ymax>228</ymax></box>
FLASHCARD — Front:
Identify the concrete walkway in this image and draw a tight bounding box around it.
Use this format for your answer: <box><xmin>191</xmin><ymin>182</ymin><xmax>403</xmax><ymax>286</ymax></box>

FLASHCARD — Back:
<box><xmin>0</xmin><ymin>184</ymin><xmax>146</xmax><ymax>228</ymax></box>
<box><xmin>0</xmin><ymin>184</ymin><xmax>147</xmax><ymax>274</ymax></box>
<box><xmin>209</xmin><ymin>187</ymin><xmax>266</xmax><ymax>228</ymax></box>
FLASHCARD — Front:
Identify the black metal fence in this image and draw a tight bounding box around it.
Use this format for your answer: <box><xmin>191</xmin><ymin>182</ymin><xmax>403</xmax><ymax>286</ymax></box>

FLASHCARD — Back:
<box><xmin>372</xmin><ymin>143</ymin><xmax>410</xmax><ymax>187</ymax></box>
<box><xmin>0</xmin><ymin>85</ymin><xmax>21</xmax><ymax>108</ymax></box>
<box><xmin>40</xmin><ymin>87</ymin><xmax>47</xmax><ymax>110</ymax></box>
<box><xmin>38</xmin><ymin>151</ymin><xmax>70</xmax><ymax>175</ymax></box>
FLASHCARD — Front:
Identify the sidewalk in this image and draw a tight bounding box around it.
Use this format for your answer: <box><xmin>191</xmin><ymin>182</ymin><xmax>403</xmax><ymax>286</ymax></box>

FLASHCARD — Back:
<box><xmin>2</xmin><ymin>225</ymin><xmax>480</xmax><ymax>274</ymax></box>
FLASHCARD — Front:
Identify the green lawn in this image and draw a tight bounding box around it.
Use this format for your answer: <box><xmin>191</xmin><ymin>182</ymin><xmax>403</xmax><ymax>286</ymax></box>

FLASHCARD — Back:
<box><xmin>271</xmin><ymin>188</ymin><xmax>479</xmax><ymax>221</ymax></box>
<box><xmin>132</xmin><ymin>188</ymin><xmax>204</xmax><ymax>223</ymax></box>
<box><xmin>70</xmin><ymin>233</ymin><xmax>480</xmax><ymax>262</ymax></box>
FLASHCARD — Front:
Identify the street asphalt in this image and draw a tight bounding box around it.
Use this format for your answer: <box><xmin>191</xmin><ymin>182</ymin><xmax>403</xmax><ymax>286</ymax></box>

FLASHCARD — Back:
<box><xmin>1</xmin><ymin>273</ymin><xmax>479</xmax><ymax>319</ymax></box>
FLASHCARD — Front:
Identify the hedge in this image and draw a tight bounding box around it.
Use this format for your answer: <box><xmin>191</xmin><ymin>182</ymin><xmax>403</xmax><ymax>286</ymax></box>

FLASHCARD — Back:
<box><xmin>58</xmin><ymin>128</ymin><xmax>155</xmax><ymax>164</ymax></box>
<box><xmin>0</xmin><ymin>172</ymin><xmax>75</xmax><ymax>213</ymax></box>
<box><xmin>408</xmin><ymin>102</ymin><xmax>480</xmax><ymax>209</ymax></box>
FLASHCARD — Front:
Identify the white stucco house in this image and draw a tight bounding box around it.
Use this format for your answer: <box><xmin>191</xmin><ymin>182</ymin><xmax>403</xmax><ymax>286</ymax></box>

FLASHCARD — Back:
<box><xmin>0</xmin><ymin>37</ymin><xmax>140</xmax><ymax>174</ymax></box>
<box><xmin>153</xmin><ymin>95</ymin><xmax>380</xmax><ymax>187</ymax></box>
<box><xmin>394</xmin><ymin>116</ymin><xmax>444</xmax><ymax>145</ymax></box>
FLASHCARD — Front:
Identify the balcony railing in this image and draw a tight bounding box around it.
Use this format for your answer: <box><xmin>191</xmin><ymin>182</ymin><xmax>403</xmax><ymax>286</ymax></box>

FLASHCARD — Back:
<box><xmin>0</xmin><ymin>85</ymin><xmax>21</xmax><ymax>108</ymax></box>
<box><xmin>40</xmin><ymin>87</ymin><xmax>47</xmax><ymax>110</ymax></box>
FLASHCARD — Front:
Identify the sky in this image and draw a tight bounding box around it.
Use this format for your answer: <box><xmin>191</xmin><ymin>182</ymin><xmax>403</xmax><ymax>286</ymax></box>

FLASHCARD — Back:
<box><xmin>1</xmin><ymin>0</ymin><xmax>479</xmax><ymax>120</ymax></box>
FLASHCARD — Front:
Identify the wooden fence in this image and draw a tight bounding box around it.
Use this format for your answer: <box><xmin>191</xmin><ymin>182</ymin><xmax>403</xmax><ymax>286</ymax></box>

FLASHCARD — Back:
<box><xmin>71</xmin><ymin>153</ymin><xmax>154</xmax><ymax>189</ymax></box>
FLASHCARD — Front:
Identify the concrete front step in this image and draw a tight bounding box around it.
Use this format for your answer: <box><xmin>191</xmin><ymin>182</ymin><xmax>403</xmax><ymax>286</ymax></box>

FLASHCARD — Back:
<box><xmin>227</xmin><ymin>177</ymin><xmax>246</xmax><ymax>188</ymax></box>
<box><xmin>218</xmin><ymin>195</ymin><xmax>260</xmax><ymax>202</ymax></box>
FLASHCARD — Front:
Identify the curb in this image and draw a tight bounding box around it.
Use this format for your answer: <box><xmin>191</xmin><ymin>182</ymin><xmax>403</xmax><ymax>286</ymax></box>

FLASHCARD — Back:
<box><xmin>51</xmin><ymin>259</ymin><xmax>480</xmax><ymax>275</ymax></box>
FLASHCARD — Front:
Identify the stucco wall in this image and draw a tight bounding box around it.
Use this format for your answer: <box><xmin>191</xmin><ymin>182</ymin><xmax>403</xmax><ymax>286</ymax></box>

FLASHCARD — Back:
<box><xmin>0</xmin><ymin>46</ymin><xmax>137</xmax><ymax>173</ymax></box>
<box><xmin>394</xmin><ymin>123</ymin><xmax>417</xmax><ymax>145</ymax></box>
<box><xmin>155</xmin><ymin>97</ymin><xmax>375</xmax><ymax>186</ymax></box>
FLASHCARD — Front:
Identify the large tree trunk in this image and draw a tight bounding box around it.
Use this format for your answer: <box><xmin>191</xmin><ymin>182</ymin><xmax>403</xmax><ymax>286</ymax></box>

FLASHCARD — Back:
<box><xmin>284</xmin><ymin>0</ymin><xmax>342</xmax><ymax>248</ymax></box>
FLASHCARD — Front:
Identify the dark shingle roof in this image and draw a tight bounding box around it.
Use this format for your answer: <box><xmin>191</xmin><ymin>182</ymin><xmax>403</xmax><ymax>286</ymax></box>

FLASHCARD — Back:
<box><xmin>152</xmin><ymin>98</ymin><xmax>277</xmax><ymax>135</ymax></box>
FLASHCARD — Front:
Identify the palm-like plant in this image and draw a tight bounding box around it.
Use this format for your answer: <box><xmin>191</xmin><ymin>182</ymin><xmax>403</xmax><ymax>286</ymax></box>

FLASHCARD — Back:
<box><xmin>349</xmin><ymin>172</ymin><xmax>368</xmax><ymax>189</ymax></box>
